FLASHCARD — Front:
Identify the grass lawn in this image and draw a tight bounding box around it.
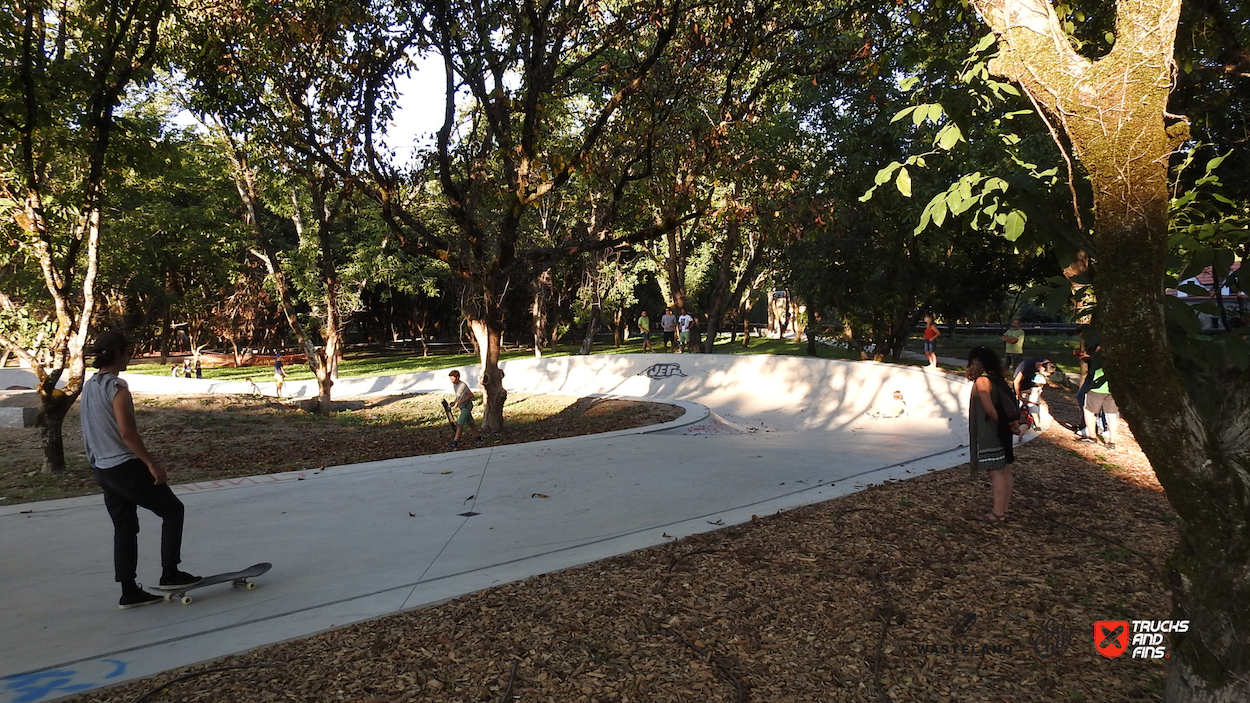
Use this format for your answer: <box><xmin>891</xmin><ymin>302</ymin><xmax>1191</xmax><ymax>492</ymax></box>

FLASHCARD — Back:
<box><xmin>127</xmin><ymin>335</ymin><xmax>904</xmax><ymax>382</ymax></box>
<box><xmin>123</xmin><ymin>329</ymin><xmax>1074</xmax><ymax>384</ymax></box>
<box><xmin>904</xmin><ymin>330</ymin><xmax>1083</xmax><ymax>374</ymax></box>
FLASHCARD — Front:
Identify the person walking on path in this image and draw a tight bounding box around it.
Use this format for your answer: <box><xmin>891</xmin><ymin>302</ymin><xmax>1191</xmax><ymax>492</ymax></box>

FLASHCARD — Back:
<box><xmin>273</xmin><ymin>353</ymin><xmax>287</xmax><ymax>398</ymax></box>
<box><xmin>677</xmin><ymin>309</ymin><xmax>695</xmax><ymax>353</ymax></box>
<box><xmin>81</xmin><ymin>332</ymin><xmax>200</xmax><ymax>609</ymax></box>
<box><xmin>637</xmin><ymin>310</ymin><xmax>653</xmax><ymax>352</ymax></box>
<box><xmin>1001</xmin><ymin>319</ymin><xmax>1025</xmax><ymax>369</ymax></box>
<box><xmin>922</xmin><ymin>315</ymin><xmax>941</xmax><ymax>368</ymax></box>
<box><xmin>1080</xmin><ymin>354</ymin><xmax>1120</xmax><ymax>450</ymax></box>
<box><xmin>966</xmin><ymin>346</ymin><xmax>1023</xmax><ymax>523</ymax></box>
<box><xmin>447</xmin><ymin>370</ymin><xmax>483</xmax><ymax>448</ymax></box>
<box><xmin>660</xmin><ymin>308</ymin><xmax>678</xmax><ymax>352</ymax></box>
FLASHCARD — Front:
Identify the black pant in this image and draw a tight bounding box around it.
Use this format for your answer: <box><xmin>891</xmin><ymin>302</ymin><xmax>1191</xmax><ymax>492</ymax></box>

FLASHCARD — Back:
<box><xmin>93</xmin><ymin>459</ymin><xmax>185</xmax><ymax>583</ymax></box>
<box><xmin>1075</xmin><ymin>375</ymin><xmax>1093</xmax><ymax>430</ymax></box>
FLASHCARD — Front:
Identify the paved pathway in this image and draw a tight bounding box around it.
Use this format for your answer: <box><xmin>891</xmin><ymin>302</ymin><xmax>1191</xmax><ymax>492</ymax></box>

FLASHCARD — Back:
<box><xmin>1</xmin><ymin>354</ymin><xmax>989</xmax><ymax>703</ymax></box>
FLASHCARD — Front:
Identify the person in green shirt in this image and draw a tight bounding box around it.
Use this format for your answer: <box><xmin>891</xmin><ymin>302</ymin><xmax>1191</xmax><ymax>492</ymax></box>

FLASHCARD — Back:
<box><xmin>1001</xmin><ymin>319</ymin><xmax>1025</xmax><ymax>369</ymax></box>
<box><xmin>637</xmin><ymin>310</ymin><xmax>652</xmax><ymax>352</ymax></box>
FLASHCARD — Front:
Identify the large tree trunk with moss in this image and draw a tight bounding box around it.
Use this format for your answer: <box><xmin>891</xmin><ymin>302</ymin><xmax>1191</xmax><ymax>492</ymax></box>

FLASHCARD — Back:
<box><xmin>973</xmin><ymin>1</ymin><xmax>1249</xmax><ymax>699</ymax></box>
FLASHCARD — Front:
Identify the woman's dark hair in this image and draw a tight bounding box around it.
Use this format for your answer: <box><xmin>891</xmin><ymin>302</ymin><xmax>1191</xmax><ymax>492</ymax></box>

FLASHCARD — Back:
<box><xmin>90</xmin><ymin>331</ymin><xmax>130</xmax><ymax>369</ymax></box>
<box><xmin>965</xmin><ymin>346</ymin><xmax>1004</xmax><ymax>380</ymax></box>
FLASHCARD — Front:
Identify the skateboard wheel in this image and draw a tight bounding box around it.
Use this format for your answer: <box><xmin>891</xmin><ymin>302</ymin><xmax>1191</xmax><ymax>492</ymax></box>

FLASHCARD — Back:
<box><xmin>246</xmin><ymin>581</ymin><xmax>257</xmax><ymax>590</ymax></box>
<box><xmin>180</xmin><ymin>596</ymin><xmax>193</xmax><ymax>605</ymax></box>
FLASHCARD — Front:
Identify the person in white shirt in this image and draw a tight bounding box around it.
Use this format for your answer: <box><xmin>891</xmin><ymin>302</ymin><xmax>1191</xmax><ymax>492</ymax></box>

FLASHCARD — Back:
<box><xmin>677</xmin><ymin>309</ymin><xmax>695</xmax><ymax>353</ymax></box>
<box><xmin>447</xmin><ymin>370</ymin><xmax>483</xmax><ymax>448</ymax></box>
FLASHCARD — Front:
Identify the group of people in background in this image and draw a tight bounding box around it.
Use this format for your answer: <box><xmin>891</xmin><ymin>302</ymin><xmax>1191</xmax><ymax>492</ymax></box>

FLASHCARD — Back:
<box><xmin>636</xmin><ymin>307</ymin><xmax>698</xmax><ymax>353</ymax></box>
<box><xmin>168</xmin><ymin>358</ymin><xmax>202</xmax><ymax>379</ymax></box>
<box><xmin>911</xmin><ymin>314</ymin><xmax>1120</xmax><ymax>524</ymax></box>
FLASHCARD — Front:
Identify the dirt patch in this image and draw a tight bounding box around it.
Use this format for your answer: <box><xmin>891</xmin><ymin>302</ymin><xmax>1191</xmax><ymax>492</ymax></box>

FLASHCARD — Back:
<box><xmin>0</xmin><ymin>393</ymin><xmax>685</xmax><ymax>504</ymax></box>
<box><xmin>67</xmin><ymin>388</ymin><xmax>1177</xmax><ymax>703</ymax></box>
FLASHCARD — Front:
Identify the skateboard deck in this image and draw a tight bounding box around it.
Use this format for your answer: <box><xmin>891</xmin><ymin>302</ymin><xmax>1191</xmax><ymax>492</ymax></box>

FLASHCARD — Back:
<box><xmin>165</xmin><ymin>562</ymin><xmax>271</xmax><ymax>605</ymax></box>
<box><xmin>440</xmin><ymin>399</ymin><xmax>456</xmax><ymax>432</ymax></box>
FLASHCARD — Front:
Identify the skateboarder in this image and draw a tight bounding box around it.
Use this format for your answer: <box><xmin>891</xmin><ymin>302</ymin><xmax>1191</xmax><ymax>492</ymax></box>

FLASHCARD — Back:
<box><xmin>81</xmin><ymin>331</ymin><xmax>200</xmax><ymax>609</ymax></box>
<box><xmin>447</xmin><ymin>370</ymin><xmax>483</xmax><ymax>448</ymax></box>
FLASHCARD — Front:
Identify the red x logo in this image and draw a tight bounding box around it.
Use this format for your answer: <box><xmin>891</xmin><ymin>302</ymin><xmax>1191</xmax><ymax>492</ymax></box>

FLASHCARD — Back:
<box><xmin>1095</xmin><ymin>620</ymin><xmax>1129</xmax><ymax>658</ymax></box>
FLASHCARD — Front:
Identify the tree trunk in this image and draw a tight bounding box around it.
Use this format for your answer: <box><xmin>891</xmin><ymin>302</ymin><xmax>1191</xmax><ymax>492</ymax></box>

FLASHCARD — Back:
<box><xmin>468</xmin><ymin>318</ymin><xmax>506</xmax><ymax>433</ymax></box>
<box><xmin>579</xmin><ymin>304</ymin><xmax>602</xmax><ymax>355</ymax></box>
<box><xmin>664</xmin><ymin>224</ymin><xmax>689</xmax><ymax>311</ymax></box>
<box><xmin>159</xmin><ymin>302</ymin><xmax>172</xmax><ymax>365</ymax></box>
<box><xmin>973</xmin><ymin>0</ymin><xmax>1249</xmax><ymax>698</ymax></box>
<box><xmin>531</xmin><ymin>270</ymin><xmax>552</xmax><ymax>357</ymax></box>
<box><xmin>38</xmin><ymin>386</ymin><xmax>75</xmax><ymax>474</ymax></box>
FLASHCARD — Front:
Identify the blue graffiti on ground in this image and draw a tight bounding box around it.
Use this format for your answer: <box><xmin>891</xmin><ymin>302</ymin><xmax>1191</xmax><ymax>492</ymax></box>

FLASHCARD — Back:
<box><xmin>2</xmin><ymin>660</ymin><xmax>127</xmax><ymax>703</ymax></box>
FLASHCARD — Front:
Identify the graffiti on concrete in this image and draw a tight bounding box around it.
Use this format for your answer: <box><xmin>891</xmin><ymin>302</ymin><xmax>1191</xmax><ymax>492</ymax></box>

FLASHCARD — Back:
<box><xmin>638</xmin><ymin>363</ymin><xmax>688</xmax><ymax>379</ymax></box>
<box><xmin>2</xmin><ymin>660</ymin><xmax>127</xmax><ymax>703</ymax></box>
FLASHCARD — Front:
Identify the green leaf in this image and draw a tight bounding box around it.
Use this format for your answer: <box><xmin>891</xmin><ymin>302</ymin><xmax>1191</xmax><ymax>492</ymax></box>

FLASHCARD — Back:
<box><xmin>936</xmin><ymin>124</ymin><xmax>962</xmax><ymax>150</ymax></box>
<box><xmin>931</xmin><ymin>198</ymin><xmax>948</xmax><ymax>227</ymax></box>
<box><xmin>1003</xmin><ymin>210</ymin><xmax>1026</xmax><ymax>241</ymax></box>
<box><xmin>1226</xmin><ymin>335</ymin><xmax>1250</xmax><ymax>371</ymax></box>
<box><xmin>973</xmin><ymin>33</ymin><xmax>996</xmax><ymax>52</ymax></box>
<box><xmin>1164</xmin><ymin>296</ymin><xmax>1203</xmax><ymax>337</ymax></box>
<box><xmin>891</xmin><ymin>106</ymin><xmax>917</xmax><ymax>124</ymax></box>
<box><xmin>895</xmin><ymin>168</ymin><xmax>913</xmax><ymax>198</ymax></box>
<box><xmin>899</xmin><ymin>76</ymin><xmax>920</xmax><ymax>92</ymax></box>
<box><xmin>1104</xmin><ymin>31</ymin><xmax>1115</xmax><ymax>44</ymax></box>
<box><xmin>874</xmin><ymin>162</ymin><xmax>902</xmax><ymax>185</ymax></box>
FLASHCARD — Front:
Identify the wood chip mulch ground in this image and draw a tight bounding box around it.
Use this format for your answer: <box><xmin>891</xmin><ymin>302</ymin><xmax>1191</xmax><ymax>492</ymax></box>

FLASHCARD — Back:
<box><xmin>71</xmin><ymin>388</ymin><xmax>1177</xmax><ymax>703</ymax></box>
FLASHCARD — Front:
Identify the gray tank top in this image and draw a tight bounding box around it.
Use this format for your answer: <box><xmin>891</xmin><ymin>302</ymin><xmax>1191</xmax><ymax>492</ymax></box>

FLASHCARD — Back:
<box><xmin>80</xmin><ymin>372</ymin><xmax>138</xmax><ymax>469</ymax></box>
<box><xmin>973</xmin><ymin>381</ymin><xmax>1004</xmax><ymax>451</ymax></box>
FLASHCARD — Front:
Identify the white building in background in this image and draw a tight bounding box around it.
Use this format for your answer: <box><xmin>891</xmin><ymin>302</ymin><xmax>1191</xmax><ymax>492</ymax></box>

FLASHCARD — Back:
<box><xmin>1170</xmin><ymin>261</ymin><xmax>1246</xmax><ymax>331</ymax></box>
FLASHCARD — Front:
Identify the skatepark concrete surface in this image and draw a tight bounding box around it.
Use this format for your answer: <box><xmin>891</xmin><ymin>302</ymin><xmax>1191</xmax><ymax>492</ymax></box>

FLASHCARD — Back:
<box><xmin>1</xmin><ymin>354</ymin><xmax>1024</xmax><ymax>703</ymax></box>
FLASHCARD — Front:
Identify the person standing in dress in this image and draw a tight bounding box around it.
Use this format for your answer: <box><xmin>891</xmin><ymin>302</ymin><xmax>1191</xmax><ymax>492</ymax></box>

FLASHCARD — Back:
<box><xmin>81</xmin><ymin>332</ymin><xmax>200</xmax><ymax>609</ymax></box>
<box><xmin>966</xmin><ymin>346</ymin><xmax>1023</xmax><ymax>523</ymax></box>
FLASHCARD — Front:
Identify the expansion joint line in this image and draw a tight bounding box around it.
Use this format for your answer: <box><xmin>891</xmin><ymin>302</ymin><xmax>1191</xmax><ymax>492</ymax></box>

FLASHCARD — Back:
<box><xmin>401</xmin><ymin>448</ymin><xmax>496</xmax><ymax>610</ymax></box>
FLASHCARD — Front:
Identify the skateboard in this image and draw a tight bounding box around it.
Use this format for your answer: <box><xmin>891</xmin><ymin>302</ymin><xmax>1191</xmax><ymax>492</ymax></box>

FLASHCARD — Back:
<box><xmin>164</xmin><ymin>562</ymin><xmax>272</xmax><ymax>605</ymax></box>
<box><xmin>440</xmin><ymin>399</ymin><xmax>456</xmax><ymax>432</ymax></box>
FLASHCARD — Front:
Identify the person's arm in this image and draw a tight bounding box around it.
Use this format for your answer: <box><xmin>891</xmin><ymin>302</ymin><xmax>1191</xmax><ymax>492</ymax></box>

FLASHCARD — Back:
<box><xmin>932</xmin><ymin>326</ymin><xmax>941</xmax><ymax>339</ymax></box>
<box><xmin>1013</xmin><ymin>372</ymin><xmax>1023</xmax><ymax>397</ymax></box>
<box><xmin>974</xmin><ymin>376</ymin><xmax>998</xmax><ymax>422</ymax></box>
<box><xmin>112</xmin><ymin>385</ymin><xmax>167</xmax><ymax>484</ymax></box>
